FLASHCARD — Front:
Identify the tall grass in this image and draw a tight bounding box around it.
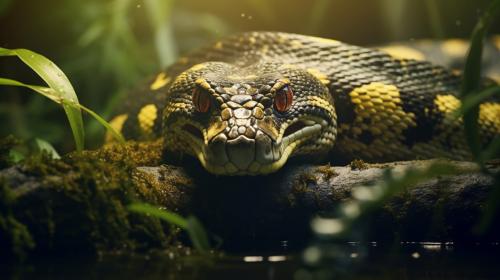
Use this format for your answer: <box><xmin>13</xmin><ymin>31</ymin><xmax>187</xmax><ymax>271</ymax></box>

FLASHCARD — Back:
<box><xmin>0</xmin><ymin>47</ymin><xmax>125</xmax><ymax>149</ymax></box>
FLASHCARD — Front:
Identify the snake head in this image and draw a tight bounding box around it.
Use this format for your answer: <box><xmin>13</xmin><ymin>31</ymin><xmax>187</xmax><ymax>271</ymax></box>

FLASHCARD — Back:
<box><xmin>162</xmin><ymin>62</ymin><xmax>337</xmax><ymax>175</ymax></box>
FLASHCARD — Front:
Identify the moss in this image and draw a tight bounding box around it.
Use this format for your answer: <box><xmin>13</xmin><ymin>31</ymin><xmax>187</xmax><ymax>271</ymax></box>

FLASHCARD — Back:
<box><xmin>0</xmin><ymin>135</ymin><xmax>22</xmax><ymax>169</ymax></box>
<box><xmin>287</xmin><ymin>169</ymin><xmax>318</xmax><ymax>207</ymax></box>
<box><xmin>350</xmin><ymin>159</ymin><xmax>369</xmax><ymax>170</ymax></box>
<box><xmin>0</xmin><ymin>181</ymin><xmax>35</xmax><ymax>261</ymax></box>
<box><xmin>0</xmin><ymin>139</ymin><xmax>181</xmax><ymax>259</ymax></box>
<box><xmin>315</xmin><ymin>163</ymin><xmax>338</xmax><ymax>180</ymax></box>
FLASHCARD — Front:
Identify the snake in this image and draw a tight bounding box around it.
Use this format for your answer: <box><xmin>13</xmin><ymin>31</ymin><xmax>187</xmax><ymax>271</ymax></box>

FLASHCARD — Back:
<box><xmin>108</xmin><ymin>32</ymin><xmax>500</xmax><ymax>175</ymax></box>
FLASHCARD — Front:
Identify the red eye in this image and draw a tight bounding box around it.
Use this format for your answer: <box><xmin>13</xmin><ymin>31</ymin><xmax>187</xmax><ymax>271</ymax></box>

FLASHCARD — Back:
<box><xmin>192</xmin><ymin>87</ymin><xmax>211</xmax><ymax>113</ymax></box>
<box><xmin>273</xmin><ymin>85</ymin><xmax>293</xmax><ymax>113</ymax></box>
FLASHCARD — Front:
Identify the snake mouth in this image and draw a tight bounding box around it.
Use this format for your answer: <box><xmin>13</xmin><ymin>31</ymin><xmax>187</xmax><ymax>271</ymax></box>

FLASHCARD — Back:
<box><xmin>182</xmin><ymin>123</ymin><xmax>204</xmax><ymax>142</ymax></box>
<box><xmin>201</xmin><ymin>117</ymin><xmax>325</xmax><ymax>175</ymax></box>
<box><xmin>165</xmin><ymin>116</ymin><xmax>327</xmax><ymax>176</ymax></box>
<box><xmin>283</xmin><ymin>120</ymin><xmax>309</xmax><ymax>137</ymax></box>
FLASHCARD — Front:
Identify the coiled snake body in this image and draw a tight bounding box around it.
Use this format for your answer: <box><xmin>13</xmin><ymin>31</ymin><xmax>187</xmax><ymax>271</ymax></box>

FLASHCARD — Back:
<box><xmin>109</xmin><ymin>32</ymin><xmax>500</xmax><ymax>175</ymax></box>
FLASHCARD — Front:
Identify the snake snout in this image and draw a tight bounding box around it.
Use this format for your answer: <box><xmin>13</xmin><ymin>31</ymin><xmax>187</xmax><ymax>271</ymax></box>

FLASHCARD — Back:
<box><xmin>205</xmin><ymin>125</ymin><xmax>277</xmax><ymax>175</ymax></box>
<box><xmin>226</xmin><ymin>136</ymin><xmax>255</xmax><ymax>170</ymax></box>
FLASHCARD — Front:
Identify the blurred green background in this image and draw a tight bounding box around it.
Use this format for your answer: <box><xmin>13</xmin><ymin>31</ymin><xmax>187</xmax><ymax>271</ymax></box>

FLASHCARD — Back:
<box><xmin>0</xmin><ymin>0</ymin><xmax>499</xmax><ymax>152</ymax></box>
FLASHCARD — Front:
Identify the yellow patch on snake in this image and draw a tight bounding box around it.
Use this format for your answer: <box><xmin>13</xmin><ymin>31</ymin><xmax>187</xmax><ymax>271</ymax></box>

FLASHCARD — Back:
<box><xmin>434</xmin><ymin>94</ymin><xmax>461</xmax><ymax>115</ymax></box>
<box><xmin>150</xmin><ymin>72</ymin><xmax>170</xmax><ymax>90</ymax></box>
<box><xmin>479</xmin><ymin>102</ymin><xmax>500</xmax><ymax>133</ymax></box>
<box><xmin>138</xmin><ymin>104</ymin><xmax>158</xmax><ymax>135</ymax></box>
<box><xmin>306</xmin><ymin>96</ymin><xmax>335</xmax><ymax>115</ymax></box>
<box><xmin>105</xmin><ymin>114</ymin><xmax>128</xmax><ymax>142</ymax></box>
<box><xmin>378</xmin><ymin>45</ymin><xmax>425</xmax><ymax>61</ymax></box>
<box><xmin>441</xmin><ymin>39</ymin><xmax>469</xmax><ymax>57</ymax></box>
<box><xmin>338</xmin><ymin>82</ymin><xmax>417</xmax><ymax>159</ymax></box>
<box><xmin>189</xmin><ymin>63</ymin><xmax>206</xmax><ymax>72</ymax></box>
<box><xmin>307</xmin><ymin>68</ymin><xmax>330</xmax><ymax>85</ymax></box>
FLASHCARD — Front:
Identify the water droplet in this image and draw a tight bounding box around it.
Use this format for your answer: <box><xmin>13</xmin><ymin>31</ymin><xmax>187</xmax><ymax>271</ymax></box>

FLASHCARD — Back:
<box><xmin>240</xmin><ymin>13</ymin><xmax>245</xmax><ymax>18</ymax></box>
<box><xmin>136</xmin><ymin>4</ymin><xmax>141</xmax><ymax>8</ymax></box>
<box><xmin>30</xmin><ymin>54</ymin><xmax>35</xmax><ymax>58</ymax></box>
<box><xmin>247</xmin><ymin>15</ymin><xmax>253</xmax><ymax>20</ymax></box>
<box><xmin>455</xmin><ymin>20</ymin><xmax>462</xmax><ymax>26</ymax></box>
<box><xmin>411</xmin><ymin>252</ymin><xmax>420</xmax><ymax>259</ymax></box>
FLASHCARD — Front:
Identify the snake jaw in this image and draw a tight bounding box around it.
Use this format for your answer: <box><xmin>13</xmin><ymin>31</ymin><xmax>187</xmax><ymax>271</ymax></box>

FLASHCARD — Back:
<box><xmin>196</xmin><ymin>116</ymin><xmax>328</xmax><ymax>175</ymax></box>
<box><xmin>162</xmin><ymin>60</ymin><xmax>337</xmax><ymax>175</ymax></box>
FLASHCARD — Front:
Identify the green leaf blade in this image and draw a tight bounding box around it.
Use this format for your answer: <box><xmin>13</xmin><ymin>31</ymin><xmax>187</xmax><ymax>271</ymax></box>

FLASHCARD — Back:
<box><xmin>128</xmin><ymin>203</ymin><xmax>211</xmax><ymax>253</ymax></box>
<box><xmin>0</xmin><ymin>47</ymin><xmax>85</xmax><ymax>151</ymax></box>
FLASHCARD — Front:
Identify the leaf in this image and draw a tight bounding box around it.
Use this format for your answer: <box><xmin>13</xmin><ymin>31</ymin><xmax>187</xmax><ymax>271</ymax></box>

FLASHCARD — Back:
<box><xmin>144</xmin><ymin>0</ymin><xmax>177</xmax><ymax>68</ymax></box>
<box><xmin>186</xmin><ymin>216</ymin><xmax>211</xmax><ymax>253</ymax></box>
<box><xmin>480</xmin><ymin>135</ymin><xmax>500</xmax><ymax>162</ymax></box>
<box><xmin>460</xmin><ymin>0</ymin><xmax>500</xmax><ymax>158</ymax></box>
<box><xmin>9</xmin><ymin>150</ymin><xmax>25</xmax><ymax>163</ymax></box>
<box><xmin>454</xmin><ymin>86</ymin><xmax>500</xmax><ymax>118</ymax></box>
<box><xmin>128</xmin><ymin>203</ymin><xmax>211</xmax><ymax>252</ymax></box>
<box><xmin>0</xmin><ymin>78</ymin><xmax>125</xmax><ymax>144</ymax></box>
<box><xmin>0</xmin><ymin>48</ymin><xmax>85</xmax><ymax>151</ymax></box>
<box><xmin>34</xmin><ymin>138</ymin><xmax>61</xmax><ymax>159</ymax></box>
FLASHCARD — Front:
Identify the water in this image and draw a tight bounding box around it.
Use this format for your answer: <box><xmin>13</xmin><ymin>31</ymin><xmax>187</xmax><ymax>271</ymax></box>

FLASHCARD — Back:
<box><xmin>3</xmin><ymin>243</ymin><xmax>500</xmax><ymax>280</ymax></box>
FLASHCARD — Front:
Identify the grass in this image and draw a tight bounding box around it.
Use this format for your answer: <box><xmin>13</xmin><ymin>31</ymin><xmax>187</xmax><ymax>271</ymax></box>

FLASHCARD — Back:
<box><xmin>459</xmin><ymin>0</ymin><xmax>500</xmax><ymax>165</ymax></box>
<box><xmin>0</xmin><ymin>47</ymin><xmax>85</xmax><ymax>150</ymax></box>
<box><xmin>0</xmin><ymin>48</ymin><xmax>126</xmax><ymax>150</ymax></box>
<box><xmin>128</xmin><ymin>203</ymin><xmax>211</xmax><ymax>253</ymax></box>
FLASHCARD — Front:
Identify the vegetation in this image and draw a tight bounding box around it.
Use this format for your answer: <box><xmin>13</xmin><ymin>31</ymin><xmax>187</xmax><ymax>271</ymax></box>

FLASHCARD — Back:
<box><xmin>0</xmin><ymin>0</ymin><xmax>499</xmax><ymax>269</ymax></box>
<box><xmin>305</xmin><ymin>0</ymin><xmax>500</xmax><ymax>257</ymax></box>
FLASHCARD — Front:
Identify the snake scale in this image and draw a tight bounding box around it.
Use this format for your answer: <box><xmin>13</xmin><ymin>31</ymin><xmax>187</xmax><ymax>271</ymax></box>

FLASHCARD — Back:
<box><xmin>109</xmin><ymin>32</ymin><xmax>500</xmax><ymax>175</ymax></box>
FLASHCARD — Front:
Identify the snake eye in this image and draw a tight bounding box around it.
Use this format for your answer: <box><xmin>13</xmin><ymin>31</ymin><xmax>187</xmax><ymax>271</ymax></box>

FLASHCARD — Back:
<box><xmin>273</xmin><ymin>85</ymin><xmax>293</xmax><ymax>113</ymax></box>
<box><xmin>192</xmin><ymin>87</ymin><xmax>211</xmax><ymax>113</ymax></box>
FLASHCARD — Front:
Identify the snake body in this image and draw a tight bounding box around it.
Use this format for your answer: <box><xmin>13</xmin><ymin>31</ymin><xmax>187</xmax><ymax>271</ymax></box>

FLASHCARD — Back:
<box><xmin>109</xmin><ymin>32</ymin><xmax>500</xmax><ymax>175</ymax></box>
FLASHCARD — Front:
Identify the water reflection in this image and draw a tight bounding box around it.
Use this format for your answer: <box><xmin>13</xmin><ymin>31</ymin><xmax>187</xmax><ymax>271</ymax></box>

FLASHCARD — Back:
<box><xmin>3</xmin><ymin>243</ymin><xmax>500</xmax><ymax>280</ymax></box>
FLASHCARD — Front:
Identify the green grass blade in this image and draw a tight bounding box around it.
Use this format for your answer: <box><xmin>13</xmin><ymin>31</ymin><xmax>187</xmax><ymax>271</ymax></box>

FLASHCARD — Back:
<box><xmin>454</xmin><ymin>86</ymin><xmax>500</xmax><ymax>118</ymax></box>
<box><xmin>128</xmin><ymin>203</ymin><xmax>211</xmax><ymax>252</ymax></box>
<box><xmin>144</xmin><ymin>0</ymin><xmax>177</xmax><ymax>68</ymax></box>
<box><xmin>34</xmin><ymin>138</ymin><xmax>61</xmax><ymax>159</ymax></box>
<box><xmin>0</xmin><ymin>78</ymin><xmax>125</xmax><ymax>144</ymax></box>
<box><xmin>128</xmin><ymin>203</ymin><xmax>188</xmax><ymax>229</ymax></box>
<box><xmin>186</xmin><ymin>216</ymin><xmax>211</xmax><ymax>253</ymax></box>
<box><xmin>460</xmin><ymin>0</ymin><xmax>500</xmax><ymax>158</ymax></box>
<box><xmin>480</xmin><ymin>136</ymin><xmax>500</xmax><ymax>162</ymax></box>
<box><xmin>0</xmin><ymin>47</ymin><xmax>85</xmax><ymax>151</ymax></box>
<box><xmin>75</xmin><ymin>102</ymin><xmax>126</xmax><ymax>144</ymax></box>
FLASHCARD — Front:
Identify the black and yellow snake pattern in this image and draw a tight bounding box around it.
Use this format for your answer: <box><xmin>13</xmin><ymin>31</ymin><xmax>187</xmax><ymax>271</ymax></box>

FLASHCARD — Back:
<box><xmin>108</xmin><ymin>32</ymin><xmax>500</xmax><ymax>175</ymax></box>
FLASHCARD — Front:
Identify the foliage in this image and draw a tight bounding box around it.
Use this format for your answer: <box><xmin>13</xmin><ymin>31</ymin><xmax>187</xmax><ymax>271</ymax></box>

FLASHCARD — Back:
<box><xmin>311</xmin><ymin>0</ymin><xmax>500</xmax><ymax>243</ymax></box>
<box><xmin>128</xmin><ymin>203</ymin><xmax>211</xmax><ymax>253</ymax></box>
<box><xmin>0</xmin><ymin>48</ymin><xmax>85</xmax><ymax>150</ymax></box>
<box><xmin>0</xmin><ymin>47</ymin><xmax>125</xmax><ymax>148</ymax></box>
